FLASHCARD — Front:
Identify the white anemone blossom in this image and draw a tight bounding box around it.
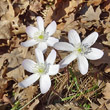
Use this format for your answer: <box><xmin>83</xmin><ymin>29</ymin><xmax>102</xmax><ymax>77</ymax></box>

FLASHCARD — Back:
<box><xmin>21</xmin><ymin>16</ymin><xmax>59</xmax><ymax>52</ymax></box>
<box><xmin>54</xmin><ymin>29</ymin><xmax>104</xmax><ymax>75</ymax></box>
<box><xmin>18</xmin><ymin>49</ymin><xmax>59</xmax><ymax>94</ymax></box>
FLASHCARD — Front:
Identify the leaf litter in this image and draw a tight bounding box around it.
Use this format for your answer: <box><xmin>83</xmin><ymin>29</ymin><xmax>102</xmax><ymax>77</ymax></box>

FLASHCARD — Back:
<box><xmin>0</xmin><ymin>0</ymin><xmax>110</xmax><ymax>110</ymax></box>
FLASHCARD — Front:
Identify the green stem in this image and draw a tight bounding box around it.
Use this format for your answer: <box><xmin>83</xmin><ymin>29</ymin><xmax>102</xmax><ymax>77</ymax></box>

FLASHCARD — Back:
<box><xmin>19</xmin><ymin>93</ymin><xmax>41</xmax><ymax>110</ymax></box>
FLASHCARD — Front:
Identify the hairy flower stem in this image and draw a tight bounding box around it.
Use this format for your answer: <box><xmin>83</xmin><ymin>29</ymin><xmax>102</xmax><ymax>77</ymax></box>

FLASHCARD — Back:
<box><xmin>19</xmin><ymin>93</ymin><xmax>41</xmax><ymax>110</ymax></box>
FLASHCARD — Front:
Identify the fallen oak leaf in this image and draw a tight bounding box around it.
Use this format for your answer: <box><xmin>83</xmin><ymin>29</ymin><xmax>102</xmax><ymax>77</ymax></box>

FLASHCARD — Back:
<box><xmin>0</xmin><ymin>78</ymin><xmax>14</xmax><ymax>101</ymax></box>
<box><xmin>0</xmin><ymin>46</ymin><xmax>28</xmax><ymax>82</ymax></box>
<box><xmin>12</xmin><ymin>24</ymin><xmax>26</xmax><ymax>35</ymax></box>
<box><xmin>30</xmin><ymin>1</ymin><xmax>42</xmax><ymax>13</ymax></box>
<box><xmin>14</xmin><ymin>86</ymin><xmax>38</xmax><ymax>106</ymax></box>
<box><xmin>2</xmin><ymin>94</ymin><xmax>12</xmax><ymax>106</ymax></box>
<box><xmin>87</xmin><ymin>0</ymin><xmax>102</xmax><ymax>6</ymax></box>
<box><xmin>0</xmin><ymin>20</ymin><xmax>12</xmax><ymax>39</ymax></box>
<box><xmin>46</xmin><ymin>102</ymin><xmax>82</xmax><ymax>110</ymax></box>
<box><xmin>103</xmin><ymin>33</ymin><xmax>110</xmax><ymax>46</ymax></box>
<box><xmin>0</xmin><ymin>0</ymin><xmax>8</xmax><ymax>17</ymax></box>
<box><xmin>103</xmin><ymin>83</ymin><xmax>110</xmax><ymax>99</ymax></box>
<box><xmin>0</xmin><ymin>39</ymin><xmax>10</xmax><ymax>55</ymax></box>
<box><xmin>53</xmin><ymin>0</ymin><xmax>82</xmax><ymax>22</ymax></box>
<box><xmin>101</xmin><ymin>0</ymin><xmax>110</xmax><ymax>11</ymax></box>
<box><xmin>0</xmin><ymin>78</ymin><xmax>8</xmax><ymax>99</ymax></box>
<box><xmin>52</xmin><ymin>0</ymin><xmax>70</xmax><ymax>21</ymax></box>
<box><xmin>2</xmin><ymin>0</ymin><xmax>15</xmax><ymax>21</ymax></box>
<box><xmin>104</xmin><ymin>66</ymin><xmax>110</xmax><ymax>73</ymax></box>
<box><xmin>28</xmin><ymin>99</ymin><xmax>39</xmax><ymax>110</ymax></box>
<box><xmin>81</xmin><ymin>5</ymin><xmax>101</xmax><ymax>22</ymax></box>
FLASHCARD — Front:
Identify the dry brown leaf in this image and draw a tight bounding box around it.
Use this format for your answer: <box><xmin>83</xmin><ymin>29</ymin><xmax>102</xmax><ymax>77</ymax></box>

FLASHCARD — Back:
<box><xmin>0</xmin><ymin>0</ymin><xmax>8</xmax><ymax>17</ymax></box>
<box><xmin>53</xmin><ymin>0</ymin><xmax>82</xmax><ymax>22</ymax></box>
<box><xmin>105</xmin><ymin>102</ymin><xmax>110</xmax><ymax>110</ymax></box>
<box><xmin>0</xmin><ymin>20</ymin><xmax>11</xmax><ymax>39</ymax></box>
<box><xmin>81</xmin><ymin>5</ymin><xmax>101</xmax><ymax>22</ymax></box>
<box><xmin>2</xmin><ymin>95</ymin><xmax>12</xmax><ymax>105</ymax></box>
<box><xmin>59</xmin><ymin>13</ymin><xmax>78</xmax><ymax>31</ymax></box>
<box><xmin>98</xmin><ymin>98</ymin><xmax>106</xmax><ymax>105</ymax></box>
<box><xmin>12</xmin><ymin>24</ymin><xmax>26</xmax><ymax>35</ymax></box>
<box><xmin>12</xmin><ymin>0</ymin><xmax>29</xmax><ymax>17</ymax></box>
<box><xmin>0</xmin><ymin>79</ymin><xmax>8</xmax><ymax>99</ymax></box>
<box><xmin>64</xmin><ymin>0</ymin><xmax>82</xmax><ymax>17</ymax></box>
<box><xmin>63</xmin><ymin>20</ymin><xmax>79</xmax><ymax>32</ymax></box>
<box><xmin>18</xmin><ymin>0</ymin><xmax>29</xmax><ymax>10</ymax></box>
<box><xmin>0</xmin><ymin>46</ymin><xmax>28</xmax><ymax>82</ymax></box>
<box><xmin>103</xmin><ymin>83</ymin><xmax>110</xmax><ymax>99</ymax></box>
<box><xmin>97</xmin><ymin>98</ymin><xmax>110</xmax><ymax>110</ymax></box>
<box><xmin>0</xmin><ymin>58</ymin><xmax>5</xmax><ymax>70</ymax></box>
<box><xmin>52</xmin><ymin>0</ymin><xmax>69</xmax><ymax>21</ymax></box>
<box><xmin>102</xmin><ymin>0</ymin><xmax>110</xmax><ymax>11</ymax></box>
<box><xmin>103</xmin><ymin>21</ymin><xmax>110</xmax><ymax>34</ymax></box>
<box><xmin>29</xmin><ymin>99</ymin><xmax>39</xmax><ymax>110</ymax></box>
<box><xmin>104</xmin><ymin>4</ymin><xmax>110</xmax><ymax>11</ymax></box>
<box><xmin>44</xmin><ymin>7</ymin><xmax>53</xmax><ymax>26</ymax></box>
<box><xmin>46</xmin><ymin>102</ymin><xmax>82</xmax><ymax>110</ymax></box>
<box><xmin>30</xmin><ymin>1</ymin><xmax>42</xmax><ymax>13</ymax></box>
<box><xmin>90</xmin><ymin>102</ymin><xmax>99</xmax><ymax>110</ymax></box>
<box><xmin>2</xmin><ymin>0</ymin><xmax>15</xmax><ymax>21</ymax></box>
<box><xmin>87</xmin><ymin>0</ymin><xmax>102</xmax><ymax>6</ymax></box>
<box><xmin>11</xmin><ymin>16</ymin><xmax>26</xmax><ymax>35</ymax></box>
<box><xmin>103</xmin><ymin>33</ymin><xmax>110</xmax><ymax>46</ymax></box>
<box><xmin>6</xmin><ymin>48</ymin><xmax>27</xmax><ymax>82</ymax></box>
<box><xmin>61</xmin><ymin>13</ymin><xmax>86</xmax><ymax>37</ymax></box>
<box><xmin>15</xmin><ymin>86</ymin><xmax>38</xmax><ymax>106</ymax></box>
<box><xmin>104</xmin><ymin>66</ymin><xmax>110</xmax><ymax>73</ymax></box>
<box><xmin>0</xmin><ymin>103</ymin><xmax>8</xmax><ymax>110</ymax></box>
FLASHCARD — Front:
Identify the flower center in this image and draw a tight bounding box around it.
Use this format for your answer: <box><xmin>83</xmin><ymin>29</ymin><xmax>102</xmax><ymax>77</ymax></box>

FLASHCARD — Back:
<box><xmin>33</xmin><ymin>31</ymin><xmax>49</xmax><ymax>42</ymax></box>
<box><xmin>33</xmin><ymin>63</ymin><xmax>49</xmax><ymax>75</ymax></box>
<box><xmin>38</xmin><ymin>67</ymin><xmax>45</xmax><ymax>74</ymax></box>
<box><xmin>77</xmin><ymin>48</ymin><xmax>82</xmax><ymax>53</ymax></box>
<box><xmin>75</xmin><ymin>44</ymin><xmax>91</xmax><ymax>55</ymax></box>
<box><xmin>38</xmin><ymin>35</ymin><xmax>44</xmax><ymax>40</ymax></box>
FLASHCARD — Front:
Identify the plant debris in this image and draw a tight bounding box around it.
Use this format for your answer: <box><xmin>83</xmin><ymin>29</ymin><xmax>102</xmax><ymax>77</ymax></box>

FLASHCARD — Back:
<box><xmin>0</xmin><ymin>0</ymin><xmax>110</xmax><ymax>110</ymax></box>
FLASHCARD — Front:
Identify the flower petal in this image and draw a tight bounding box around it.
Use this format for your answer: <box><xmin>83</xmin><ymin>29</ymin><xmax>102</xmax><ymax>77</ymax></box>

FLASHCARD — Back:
<box><xmin>37</xmin><ymin>42</ymin><xmax>47</xmax><ymax>53</ymax></box>
<box><xmin>21</xmin><ymin>39</ymin><xmax>38</xmax><ymax>47</ymax></box>
<box><xmin>35</xmin><ymin>48</ymin><xmax>44</xmax><ymax>64</ymax></box>
<box><xmin>36</xmin><ymin>16</ymin><xmax>44</xmax><ymax>31</ymax></box>
<box><xmin>59</xmin><ymin>52</ymin><xmax>77</xmax><ymax>68</ymax></box>
<box><xmin>26</xmin><ymin>26</ymin><xmax>38</xmax><ymax>38</ymax></box>
<box><xmin>22</xmin><ymin>59</ymin><xmax>36</xmax><ymax>73</ymax></box>
<box><xmin>68</xmin><ymin>29</ymin><xmax>81</xmax><ymax>46</ymax></box>
<box><xmin>47</xmin><ymin>65</ymin><xmax>59</xmax><ymax>75</ymax></box>
<box><xmin>46</xmin><ymin>49</ymin><xmax>56</xmax><ymax>65</ymax></box>
<box><xmin>45</xmin><ymin>21</ymin><xmax>56</xmax><ymax>36</ymax></box>
<box><xmin>18</xmin><ymin>74</ymin><xmax>40</xmax><ymax>88</ymax></box>
<box><xmin>47</xmin><ymin>37</ymin><xmax>59</xmax><ymax>47</ymax></box>
<box><xmin>54</xmin><ymin>42</ymin><xmax>74</xmax><ymax>51</ymax></box>
<box><xmin>82</xmin><ymin>32</ymin><xmax>98</xmax><ymax>47</ymax></box>
<box><xmin>85</xmin><ymin>48</ymin><xmax>104</xmax><ymax>60</ymax></box>
<box><xmin>40</xmin><ymin>74</ymin><xmax>51</xmax><ymax>94</ymax></box>
<box><xmin>77</xmin><ymin>55</ymin><xmax>88</xmax><ymax>75</ymax></box>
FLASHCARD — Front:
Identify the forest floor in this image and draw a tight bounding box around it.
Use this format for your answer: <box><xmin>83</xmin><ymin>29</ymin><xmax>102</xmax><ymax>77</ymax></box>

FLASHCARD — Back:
<box><xmin>0</xmin><ymin>0</ymin><xmax>110</xmax><ymax>110</ymax></box>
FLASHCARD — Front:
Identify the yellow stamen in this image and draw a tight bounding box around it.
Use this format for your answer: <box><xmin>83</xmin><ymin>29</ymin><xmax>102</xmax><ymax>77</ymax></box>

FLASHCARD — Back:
<box><xmin>77</xmin><ymin>48</ymin><xmax>82</xmax><ymax>53</ymax></box>
<box><xmin>38</xmin><ymin>35</ymin><xmax>44</xmax><ymax>39</ymax></box>
<box><xmin>38</xmin><ymin>68</ymin><xmax>44</xmax><ymax>73</ymax></box>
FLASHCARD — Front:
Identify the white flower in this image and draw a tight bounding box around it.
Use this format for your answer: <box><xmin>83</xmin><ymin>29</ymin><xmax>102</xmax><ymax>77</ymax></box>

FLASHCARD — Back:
<box><xmin>54</xmin><ymin>29</ymin><xmax>104</xmax><ymax>75</ymax></box>
<box><xmin>21</xmin><ymin>16</ymin><xmax>59</xmax><ymax>52</ymax></box>
<box><xmin>18</xmin><ymin>49</ymin><xmax>59</xmax><ymax>94</ymax></box>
